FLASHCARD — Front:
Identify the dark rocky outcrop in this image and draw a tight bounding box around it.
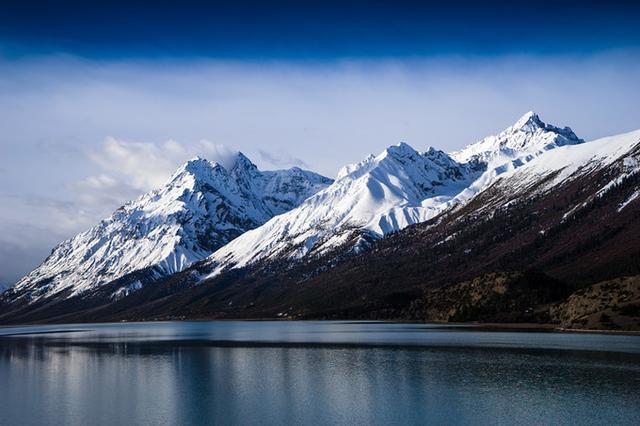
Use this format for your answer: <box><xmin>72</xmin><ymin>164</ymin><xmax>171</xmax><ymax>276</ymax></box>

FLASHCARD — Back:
<box><xmin>405</xmin><ymin>271</ymin><xmax>571</xmax><ymax>323</ymax></box>
<box><xmin>551</xmin><ymin>276</ymin><xmax>640</xmax><ymax>331</ymax></box>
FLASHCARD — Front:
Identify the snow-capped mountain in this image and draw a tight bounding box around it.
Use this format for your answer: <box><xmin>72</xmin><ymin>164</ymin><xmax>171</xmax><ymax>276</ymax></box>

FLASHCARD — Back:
<box><xmin>13</xmin><ymin>154</ymin><xmax>332</xmax><ymax>300</ymax></box>
<box><xmin>169</xmin><ymin>127</ymin><xmax>638</xmax><ymax>323</ymax></box>
<box><xmin>96</xmin><ymin>124</ymin><xmax>638</xmax><ymax>324</ymax></box>
<box><xmin>203</xmin><ymin>112</ymin><xmax>582</xmax><ymax>277</ymax></box>
<box><xmin>489</xmin><ymin>128</ymin><xmax>640</xmax><ymax>216</ymax></box>
<box><xmin>451</xmin><ymin>111</ymin><xmax>583</xmax><ymax>165</ymax></box>
<box><xmin>2</xmin><ymin>112</ymin><xmax>639</xmax><ymax>325</ymax></box>
<box><xmin>202</xmin><ymin>143</ymin><xmax>475</xmax><ymax>276</ymax></box>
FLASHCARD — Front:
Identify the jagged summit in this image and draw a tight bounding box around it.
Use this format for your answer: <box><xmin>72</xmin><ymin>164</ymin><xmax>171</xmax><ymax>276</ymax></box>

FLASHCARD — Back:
<box><xmin>4</xmin><ymin>114</ymin><xmax>640</xmax><ymax>324</ymax></box>
<box><xmin>203</xmin><ymin>142</ymin><xmax>477</xmax><ymax>276</ymax></box>
<box><xmin>337</xmin><ymin>142</ymin><xmax>446</xmax><ymax>182</ymax></box>
<box><xmin>13</xmin><ymin>153</ymin><xmax>332</xmax><ymax>301</ymax></box>
<box><xmin>385</xmin><ymin>141</ymin><xmax>415</xmax><ymax>155</ymax></box>
<box><xmin>200</xmin><ymin>115</ymin><xmax>590</xmax><ymax>279</ymax></box>
<box><xmin>511</xmin><ymin>111</ymin><xmax>580</xmax><ymax>143</ymax></box>
<box><xmin>168</xmin><ymin>156</ymin><xmax>225</xmax><ymax>187</ymax></box>
<box><xmin>172</xmin><ymin>156</ymin><xmax>214</xmax><ymax>176</ymax></box>
<box><xmin>451</xmin><ymin>111</ymin><xmax>583</xmax><ymax>165</ymax></box>
<box><xmin>174</xmin><ymin>152</ymin><xmax>259</xmax><ymax>178</ymax></box>
<box><xmin>233</xmin><ymin>151</ymin><xmax>257</xmax><ymax>168</ymax></box>
<box><xmin>512</xmin><ymin>110</ymin><xmax>542</xmax><ymax>130</ymax></box>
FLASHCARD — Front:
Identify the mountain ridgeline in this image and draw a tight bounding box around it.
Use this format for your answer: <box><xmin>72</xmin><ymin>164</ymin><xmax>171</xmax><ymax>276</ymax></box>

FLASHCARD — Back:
<box><xmin>7</xmin><ymin>155</ymin><xmax>333</xmax><ymax>302</ymax></box>
<box><xmin>2</xmin><ymin>112</ymin><xmax>639</xmax><ymax>329</ymax></box>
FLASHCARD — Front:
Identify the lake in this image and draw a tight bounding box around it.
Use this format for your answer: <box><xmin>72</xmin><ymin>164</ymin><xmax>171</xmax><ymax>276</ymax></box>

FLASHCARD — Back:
<box><xmin>0</xmin><ymin>321</ymin><xmax>639</xmax><ymax>425</ymax></box>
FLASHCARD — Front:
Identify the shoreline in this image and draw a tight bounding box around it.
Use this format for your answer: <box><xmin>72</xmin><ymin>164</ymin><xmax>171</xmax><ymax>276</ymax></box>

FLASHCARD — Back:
<box><xmin>1</xmin><ymin>318</ymin><xmax>639</xmax><ymax>336</ymax></box>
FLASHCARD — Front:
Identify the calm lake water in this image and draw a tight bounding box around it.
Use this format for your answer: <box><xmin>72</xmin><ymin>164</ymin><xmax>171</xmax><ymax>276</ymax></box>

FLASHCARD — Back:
<box><xmin>0</xmin><ymin>321</ymin><xmax>639</xmax><ymax>426</ymax></box>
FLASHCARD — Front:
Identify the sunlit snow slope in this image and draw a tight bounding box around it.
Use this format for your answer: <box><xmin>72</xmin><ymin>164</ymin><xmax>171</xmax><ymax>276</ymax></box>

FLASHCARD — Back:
<box><xmin>203</xmin><ymin>112</ymin><xmax>584</xmax><ymax>277</ymax></box>
<box><xmin>14</xmin><ymin>154</ymin><xmax>332</xmax><ymax>300</ymax></box>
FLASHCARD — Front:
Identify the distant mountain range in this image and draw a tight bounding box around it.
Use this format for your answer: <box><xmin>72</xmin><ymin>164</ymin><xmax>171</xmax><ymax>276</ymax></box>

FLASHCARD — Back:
<box><xmin>201</xmin><ymin>111</ymin><xmax>584</xmax><ymax>278</ymax></box>
<box><xmin>10</xmin><ymin>155</ymin><xmax>332</xmax><ymax>301</ymax></box>
<box><xmin>2</xmin><ymin>112</ymin><xmax>639</xmax><ymax>329</ymax></box>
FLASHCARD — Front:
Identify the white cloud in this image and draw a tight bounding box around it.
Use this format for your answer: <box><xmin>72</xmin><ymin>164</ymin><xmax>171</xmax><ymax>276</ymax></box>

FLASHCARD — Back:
<box><xmin>74</xmin><ymin>173</ymin><xmax>119</xmax><ymax>190</ymax></box>
<box><xmin>66</xmin><ymin>137</ymin><xmax>241</xmax><ymax>225</ymax></box>
<box><xmin>70</xmin><ymin>173</ymin><xmax>140</xmax><ymax>210</ymax></box>
<box><xmin>0</xmin><ymin>134</ymin><xmax>242</xmax><ymax>283</ymax></box>
<box><xmin>0</xmin><ymin>193</ymin><xmax>100</xmax><ymax>284</ymax></box>
<box><xmin>88</xmin><ymin>137</ymin><xmax>239</xmax><ymax>191</ymax></box>
<box><xmin>258</xmin><ymin>149</ymin><xmax>310</xmax><ymax>169</ymax></box>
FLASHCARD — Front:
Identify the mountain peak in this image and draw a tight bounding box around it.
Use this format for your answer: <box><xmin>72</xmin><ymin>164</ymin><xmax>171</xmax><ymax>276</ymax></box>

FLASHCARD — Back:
<box><xmin>179</xmin><ymin>153</ymin><xmax>253</xmax><ymax>177</ymax></box>
<box><xmin>183</xmin><ymin>156</ymin><xmax>215</xmax><ymax>169</ymax></box>
<box><xmin>232</xmin><ymin>151</ymin><xmax>258</xmax><ymax>171</ymax></box>
<box><xmin>507</xmin><ymin>111</ymin><xmax>581</xmax><ymax>143</ymax></box>
<box><xmin>13</xmin><ymin>150</ymin><xmax>332</xmax><ymax>301</ymax></box>
<box><xmin>451</xmin><ymin>111</ymin><xmax>583</xmax><ymax>165</ymax></box>
<box><xmin>385</xmin><ymin>142</ymin><xmax>418</xmax><ymax>157</ymax></box>
<box><xmin>203</xmin><ymin>140</ymin><xmax>479</xmax><ymax>277</ymax></box>
<box><xmin>167</xmin><ymin>157</ymin><xmax>223</xmax><ymax>188</ymax></box>
<box><xmin>512</xmin><ymin>111</ymin><xmax>543</xmax><ymax>131</ymax></box>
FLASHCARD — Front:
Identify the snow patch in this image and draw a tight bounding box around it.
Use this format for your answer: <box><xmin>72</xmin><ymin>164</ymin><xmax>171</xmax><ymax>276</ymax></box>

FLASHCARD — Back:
<box><xmin>111</xmin><ymin>280</ymin><xmax>143</xmax><ymax>300</ymax></box>
<box><xmin>618</xmin><ymin>190</ymin><xmax>640</xmax><ymax>212</ymax></box>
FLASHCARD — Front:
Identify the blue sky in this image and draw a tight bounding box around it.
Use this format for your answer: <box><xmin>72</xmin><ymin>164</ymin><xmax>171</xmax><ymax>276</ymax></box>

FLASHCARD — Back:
<box><xmin>1</xmin><ymin>0</ymin><xmax>639</xmax><ymax>283</ymax></box>
<box><xmin>2</xmin><ymin>0</ymin><xmax>639</xmax><ymax>58</ymax></box>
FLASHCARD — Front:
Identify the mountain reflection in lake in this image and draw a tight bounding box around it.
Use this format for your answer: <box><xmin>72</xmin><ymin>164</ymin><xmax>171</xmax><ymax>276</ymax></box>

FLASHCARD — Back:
<box><xmin>1</xmin><ymin>321</ymin><xmax>639</xmax><ymax>426</ymax></box>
